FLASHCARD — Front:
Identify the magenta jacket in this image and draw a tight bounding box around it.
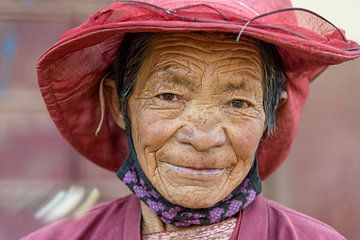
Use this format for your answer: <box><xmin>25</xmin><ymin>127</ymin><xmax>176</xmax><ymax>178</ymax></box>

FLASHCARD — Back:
<box><xmin>23</xmin><ymin>195</ymin><xmax>345</xmax><ymax>239</ymax></box>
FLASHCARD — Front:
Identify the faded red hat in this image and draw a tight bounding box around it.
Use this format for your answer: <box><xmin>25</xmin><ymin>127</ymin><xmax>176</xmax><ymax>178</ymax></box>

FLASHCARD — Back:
<box><xmin>37</xmin><ymin>0</ymin><xmax>360</xmax><ymax>179</ymax></box>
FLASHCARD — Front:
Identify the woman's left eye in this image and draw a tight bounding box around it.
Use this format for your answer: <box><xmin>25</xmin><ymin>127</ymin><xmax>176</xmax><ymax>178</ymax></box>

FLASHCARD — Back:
<box><xmin>230</xmin><ymin>99</ymin><xmax>249</xmax><ymax>108</ymax></box>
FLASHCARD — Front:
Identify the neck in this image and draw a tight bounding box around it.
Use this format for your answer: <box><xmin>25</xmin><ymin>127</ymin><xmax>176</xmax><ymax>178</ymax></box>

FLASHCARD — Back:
<box><xmin>141</xmin><ymin>202</ymin><xmax>186</xmax><ymax>234</ymax></box>
<box><xmin>140</xmin><ymin>202</ymin><xmax>239</xmax><ymax>239</ymax></box>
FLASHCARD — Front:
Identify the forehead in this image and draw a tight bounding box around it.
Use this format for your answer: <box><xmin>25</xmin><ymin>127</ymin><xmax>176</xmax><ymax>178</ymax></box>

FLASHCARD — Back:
<box><xmin>136</xmin><ymin>32</ymin><xmax>264</xmax><ymax>90</ymax></box>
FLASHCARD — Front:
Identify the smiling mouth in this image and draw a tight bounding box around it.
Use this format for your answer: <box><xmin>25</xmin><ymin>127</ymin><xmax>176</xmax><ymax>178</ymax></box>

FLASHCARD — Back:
<box><xmin>162</xmin><ymin>162</ymin><xmax>224</xmax><ymax>177</ymax></box>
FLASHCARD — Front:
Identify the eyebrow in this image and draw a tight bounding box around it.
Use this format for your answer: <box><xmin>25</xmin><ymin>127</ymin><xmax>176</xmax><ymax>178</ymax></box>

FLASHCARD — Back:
<box><xmin>222</xmin><ymin>82</ymin><xmax>247</xmax><ymax>92</ymax></box>
<box><xmin>150</xmin><ymin>69</ymin><xmax>196</xmax><ymax>91</ymax></box>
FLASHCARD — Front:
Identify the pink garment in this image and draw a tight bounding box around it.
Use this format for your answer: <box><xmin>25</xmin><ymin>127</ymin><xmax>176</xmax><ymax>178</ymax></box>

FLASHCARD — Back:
<box><xmin>23</xmin><ymin>195</ymin><xmax>345</xmax><ymax>240</ymax></box>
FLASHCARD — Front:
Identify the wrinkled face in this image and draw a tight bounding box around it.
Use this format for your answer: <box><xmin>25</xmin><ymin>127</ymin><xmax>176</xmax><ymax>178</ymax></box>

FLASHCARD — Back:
<box><xmin>128</xmin><ymin>32</ymin><xmax>265</xmax><ymax>209</ymax></box>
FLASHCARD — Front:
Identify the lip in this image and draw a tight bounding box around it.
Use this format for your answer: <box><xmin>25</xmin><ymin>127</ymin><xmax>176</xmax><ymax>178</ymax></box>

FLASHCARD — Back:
<box><xmin>162</xmin><ymin>162</ymin><xmax>224</xmax><ymax>177</ymax></box>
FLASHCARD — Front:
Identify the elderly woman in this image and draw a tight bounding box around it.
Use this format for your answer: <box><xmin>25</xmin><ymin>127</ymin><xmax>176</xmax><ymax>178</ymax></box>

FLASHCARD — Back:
<box><xmin>25</xmin><ymin>0</ymin><xmax>359</xmax><ymax>239</ymax></box>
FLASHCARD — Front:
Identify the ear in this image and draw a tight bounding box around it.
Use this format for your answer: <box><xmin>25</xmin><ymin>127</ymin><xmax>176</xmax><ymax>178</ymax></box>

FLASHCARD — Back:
<box><xmin>104</xmin><ymin>77</ymin><xmax>126</xmax><ymax>130</ymax></box>
<box><xmin>278</xmin><ymin>91</ymin><xmax>288</xmax><ymax>108</ymax></box>
<box><xmin>262</xmin><ymin>90</ymin><xmax>288</xmax><ymax>134</ymax></box>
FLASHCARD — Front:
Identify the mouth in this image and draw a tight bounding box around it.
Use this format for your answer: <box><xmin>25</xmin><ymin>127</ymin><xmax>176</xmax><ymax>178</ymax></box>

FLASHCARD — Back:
<box><xmin>161</xmin><ymin>162</ymin><xmax>224</xmax><ymax>177</ymax></box>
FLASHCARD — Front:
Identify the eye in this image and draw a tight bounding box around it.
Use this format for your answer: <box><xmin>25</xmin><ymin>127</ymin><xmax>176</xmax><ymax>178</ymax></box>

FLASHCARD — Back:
<box><xmin>230</xmin><ymin>99</ymin><xmax>249</xmax><ymax>108</ymax></box>
<box><xmin>158</xmin><ymin>93</ymin><xmax>177</xmax><ymax>101</ymax></box>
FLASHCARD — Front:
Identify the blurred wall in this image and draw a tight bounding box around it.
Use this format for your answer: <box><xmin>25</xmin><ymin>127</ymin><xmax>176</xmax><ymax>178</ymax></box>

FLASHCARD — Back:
<box><xmin>0</xmin><ymin>1</ymin><xmax>123</xmax><ymax>239</ymax></box>
<box><xmin>264</xmin><ymin>58</ymin><xmax>360</xmax><ymax>240</ymax></box>
<box><xmin>0</xmin><ymin>1</ymin><xmax>359</xmax><ymax>239</ymax></box>
<box><xmin>292</xmin><ymin>0</ymin><xmax>360</xmax><ymax>41</ymax></box>
<box><xmin>263</xmin><ymin>2</ymin><xmax>360</xmax><ymax>239</ymax></box>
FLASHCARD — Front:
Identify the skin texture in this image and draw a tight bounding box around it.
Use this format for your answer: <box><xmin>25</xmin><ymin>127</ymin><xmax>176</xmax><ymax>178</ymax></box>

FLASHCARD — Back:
<box><xmin>108</xmin><ymin>32</ymin><xmax>266</xmax><ymax>233</ymax></box>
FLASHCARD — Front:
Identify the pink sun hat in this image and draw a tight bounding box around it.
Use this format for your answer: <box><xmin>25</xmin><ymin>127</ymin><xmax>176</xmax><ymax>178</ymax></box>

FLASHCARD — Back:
<box><xmin>36</xmin><ymin>0</ymin><xmax>360</xmax><ymax>179</ymax></box>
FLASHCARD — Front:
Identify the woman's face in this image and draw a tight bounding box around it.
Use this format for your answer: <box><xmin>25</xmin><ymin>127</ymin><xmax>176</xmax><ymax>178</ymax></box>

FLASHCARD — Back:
<box><xmin>127</xmin><ymin>32</ymin><xmax>265</xmax><ymax>208</ymax></box>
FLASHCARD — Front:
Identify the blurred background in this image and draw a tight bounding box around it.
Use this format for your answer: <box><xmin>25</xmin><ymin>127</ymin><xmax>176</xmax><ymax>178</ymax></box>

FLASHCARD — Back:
<box><xmin>0</xmin><ymin>0</ymin><xmax>359</xmax><ymax>239</ymax></box>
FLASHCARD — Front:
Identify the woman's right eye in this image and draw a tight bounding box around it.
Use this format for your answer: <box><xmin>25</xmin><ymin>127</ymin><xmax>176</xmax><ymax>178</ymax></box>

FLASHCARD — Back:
<box><xmin>158</xmin><ymin>93</ymin><xmax>177</xmax><ymax>101</ymax></box>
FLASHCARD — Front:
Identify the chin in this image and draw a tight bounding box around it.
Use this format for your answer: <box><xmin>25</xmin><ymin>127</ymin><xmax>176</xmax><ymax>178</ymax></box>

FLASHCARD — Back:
<box><xmin>161</xmin><ymin>185</ymin><xmax>228</xmax><ymax>209</ymax></box>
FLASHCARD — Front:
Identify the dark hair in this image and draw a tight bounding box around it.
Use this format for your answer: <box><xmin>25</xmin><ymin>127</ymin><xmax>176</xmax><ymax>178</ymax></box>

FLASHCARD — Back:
<box><xmin>113</xmin><ymin>32</ymin><xmax>286</xmax><ymax>135</ymax></box>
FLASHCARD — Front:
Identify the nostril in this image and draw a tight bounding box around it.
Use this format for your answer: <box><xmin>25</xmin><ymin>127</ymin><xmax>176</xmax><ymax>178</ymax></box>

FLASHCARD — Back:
<box><xmin>207</xmin><ymin>129</ymin><xmax>226</xmax><ymax>147</ymax></box>
<box><xmin>174</xmin><ymin>128</ymin><xmax>193</xmax><ymax>145</ymax></box>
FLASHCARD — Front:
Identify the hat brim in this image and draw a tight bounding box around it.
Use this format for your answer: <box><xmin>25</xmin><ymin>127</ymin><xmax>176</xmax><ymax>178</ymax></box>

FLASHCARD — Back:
<box><xmin>37</xmin><ymin>1</ymin><xmax>360</xmax><ymax>179</ymax></box>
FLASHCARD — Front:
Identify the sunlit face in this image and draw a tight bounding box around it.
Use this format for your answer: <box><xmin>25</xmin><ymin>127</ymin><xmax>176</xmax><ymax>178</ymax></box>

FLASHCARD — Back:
<box><xmin>127</xmin><ymin>32</ymin><xmax>266</xmax><ymax>209</ymax></box>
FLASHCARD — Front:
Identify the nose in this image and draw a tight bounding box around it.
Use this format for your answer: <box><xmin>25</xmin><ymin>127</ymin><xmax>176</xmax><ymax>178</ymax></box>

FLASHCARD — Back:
<box><xmin>175</xmin><ymin>109</ymin><xmax>226</xmax><ymax>152</ymax></box>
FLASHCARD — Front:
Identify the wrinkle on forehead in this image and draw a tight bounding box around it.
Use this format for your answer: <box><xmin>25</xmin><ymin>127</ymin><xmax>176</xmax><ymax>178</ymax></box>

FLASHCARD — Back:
<box><xmin>148</xmin><ymin>32</ymin><xmax>263</xmax><ymax>78</ymax></box>
<box><xmin>135</xmin><ymin>32</ymin><xmax>264</xmax><ymax>99</ymax></box>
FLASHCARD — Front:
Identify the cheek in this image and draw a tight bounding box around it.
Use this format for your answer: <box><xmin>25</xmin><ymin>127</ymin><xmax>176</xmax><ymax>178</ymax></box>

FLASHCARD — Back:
<box><xmin>227</xmin><ymin>120</ymin><xmax>264</xmax><ymax>179</ymax></box>
<box><xmin>134</xmin><ymin>113</ymin><xmax>180</xmax><ymax>151</ymax></box>
<box><xmin>130</xmin><ymin>110</ymin><xmax>180</xmax><ymax>179</ymax></box>
<box><xmin>234</xmin><ymin>126</ymin><xmax>263</xmax><ymax>155</ymax></box>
